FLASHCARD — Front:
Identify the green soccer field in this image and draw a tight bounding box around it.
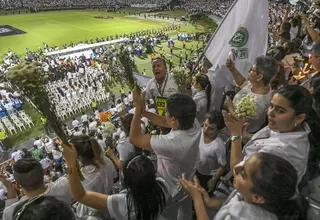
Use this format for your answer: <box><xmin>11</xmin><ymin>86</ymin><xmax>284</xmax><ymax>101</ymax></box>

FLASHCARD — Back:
<box><xmin>0</xmin><ymin>9</ymin><xmax>209</xmax><ymax>147</ymax></box>
<box><xmin>0</xmin><ymin>9</ymin><xmax>196</xmax><ymax>56</ymax></box>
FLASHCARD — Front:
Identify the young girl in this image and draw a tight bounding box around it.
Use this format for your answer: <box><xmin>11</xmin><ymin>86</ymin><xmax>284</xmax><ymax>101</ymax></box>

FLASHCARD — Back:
<box><xmin>181</xmin><ymin>152</ymin><xmax>309</xmax><ymax>220</ymax></box>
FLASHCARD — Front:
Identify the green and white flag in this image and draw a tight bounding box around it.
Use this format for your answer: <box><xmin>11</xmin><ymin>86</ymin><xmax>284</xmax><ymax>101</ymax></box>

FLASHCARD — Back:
<box><xmin>205</xmin><ymin>0</ymin><xmax>269</xmax><ymax>77</ymax></box>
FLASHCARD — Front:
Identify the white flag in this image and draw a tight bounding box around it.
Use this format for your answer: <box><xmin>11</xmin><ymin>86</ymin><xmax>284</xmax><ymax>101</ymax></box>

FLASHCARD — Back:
<box><xmin>205</xmin><ymin>0</ymin><xmax>269</xmax><ymax>78</ymax></box>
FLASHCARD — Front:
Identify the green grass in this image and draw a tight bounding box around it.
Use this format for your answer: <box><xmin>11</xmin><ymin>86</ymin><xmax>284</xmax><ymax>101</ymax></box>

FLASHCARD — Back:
<box><xmin>0</xmin><ymin>10</ymin><xmax>170</xmax><ymax>56</ymax></box>
<box><xmin>0</xmin><ymin>9</ymin><xmax>209</xmax><ymax>146</ymax></box>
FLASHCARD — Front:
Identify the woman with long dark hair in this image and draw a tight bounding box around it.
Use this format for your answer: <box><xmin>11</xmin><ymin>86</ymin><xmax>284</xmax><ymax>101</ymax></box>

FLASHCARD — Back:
<box><xmin>225</xmin><ymin>85</ymin><xmax>320</xmax><ymax>185</ymax></box>
<box><xmin>69</xmin><ymin>135</ymin><xmax>116</xmax><ymax>219</ymax></box>
<box><xmin>193</xmin><ymin>73</ymin><xmax>211</xmax><ymax>126</ymax></box>
<box><xmin>181</xmin><ymin>152</ymin><xmax>309</xmax><ymax>220</ymax></box>
<box><xmin>63</xmin><ymin>143</ymin><xmax>168</xmax><ymax>220</ymax></box>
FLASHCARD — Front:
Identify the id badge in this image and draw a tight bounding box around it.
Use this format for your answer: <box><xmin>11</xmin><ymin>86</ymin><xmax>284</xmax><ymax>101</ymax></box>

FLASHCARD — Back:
<box><xmin>155</xmin><ymin>97</ymin><xmax>167</xmax><ymax>116</ymax></box>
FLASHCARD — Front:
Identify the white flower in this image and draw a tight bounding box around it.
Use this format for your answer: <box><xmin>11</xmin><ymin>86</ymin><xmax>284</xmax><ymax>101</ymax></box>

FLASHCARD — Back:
<box><xmin>234</xmin><ymin>95</ymin><xmax>257</xmax><ymax>117</ymax></box>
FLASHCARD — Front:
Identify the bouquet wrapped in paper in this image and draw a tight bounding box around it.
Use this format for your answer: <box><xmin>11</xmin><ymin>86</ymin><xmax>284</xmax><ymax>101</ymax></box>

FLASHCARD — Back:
<box><xmin>171</xmin><ymin>66</ymin><xmax>190</xmax><ymax>93</ymax></box>
<box><xmin>234</xmin><ymin>95</ymin><xmax>257</xmax><ymax>117</ymax></box>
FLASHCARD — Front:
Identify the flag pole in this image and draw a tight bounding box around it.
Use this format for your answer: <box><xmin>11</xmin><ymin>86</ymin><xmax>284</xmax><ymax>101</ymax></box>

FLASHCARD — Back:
<box><xmin>191</xmin><ymin>0</ymin><xmax>240</xmax><ymax>74</ymax></box>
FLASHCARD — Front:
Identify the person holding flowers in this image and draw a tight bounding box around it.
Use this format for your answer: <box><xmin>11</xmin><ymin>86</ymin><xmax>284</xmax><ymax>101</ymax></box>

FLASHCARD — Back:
<box><xmin>224</xmin><ymin>85</ymin><xmax>320</xmax><ymax>185</ymax></box>
<box><xmin>225</xmin><ymin>56</ymin><xmax>279</xmax><ymax>134</ymax></box>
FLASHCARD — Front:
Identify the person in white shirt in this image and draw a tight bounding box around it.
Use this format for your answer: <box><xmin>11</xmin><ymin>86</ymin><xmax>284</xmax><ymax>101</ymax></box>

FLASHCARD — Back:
<box><xmin>128</xmin><ymin>91</ymin><xmax>133</xmax><ymax>104</ymax></box>
<box><xmin>96</xmin><ymin>133</ymin><xmax>107</xmax><ymax>152</ymax></box>
<box><xmin>81</xmin><ymin>112</ymin><xmax>88</xmax><ymax>128</ymax></box>
<box><xmin>224</xmin><ymin>85</ymin><xmax>316</xmax><ymax>184</ymax></box>
<box><xmin>88</xmin><ymin>118</ymin><xmax>97</xmax><ymax>131</ymax></box>
<box><xmin>130</xmin><ymin>91</ymin><xmax>201</xmax><ymax>220</ymax></box>
<box><xmin>43</xmin><ymin>137</ymin><xmax>54</xmax><ymax>159</ymax></box>
<box><xmin>115</xmin><ymin>99</ymin><xmax>123</xmax><ymax>113</ymax></box>
<box><xmin>107</xmin><ymin>114</ymin><xmax>135</xmax><ymax>170</ymax></box>
<box><xmin>196</xmin><ymin>111</ymin><xmax>226</xmax><ymax>192</ymax></box>
<box><xmin>11</xmin><ymin>149</ymin><xmax>22</xmax><ymax>162</ymax></box>
<box><xmin>51</xmin><ymin>143</ymin><xmax>64</xmax><ymax>174</ymax></box>
<box><xmin>144</xmin><ymin>58</ymin><xmax>178</xmax><ymax>103</ymax></box>
<box><xmin>39</xmin><ymin>154</ymin><xmax>51</xmax><ymax>176</ymax></box>
<box><xmin>180</xmin><ymin>153</ymin><xmax>309</xmax><ymax>220</ymax></box>
<box><xmin>2</xmin><ymin>158</ymin><xmax>72</xmax><ymax>220</ymax></box>
<box><xmin>69</xmin><ymin>135</ymin><xmax>117</xmax><ymax>218</ymax></box>
<box><xmin>72</xmin><ymin>127</ymin><xmax>83</xmax><ymax>136</ymax></box>
<box><xmin>225</xmin><ymin>56</ymin><xmax>279</xmax><ymax>133</ymax></box>
<box><xmin>33</xmin><ymin>137</ymin><xmax>42</xmax><ymax>148</ymax></box>
<box><xmin>193</xmin><ymin>74</ymin><xmax>211</xmax><ymax>126</ymax></box>
<box><xmin>63</xmin><ymin>146</ymin><xmax>169</xmax><ymax>220</ymax></box>
<box><xmin>72</xmin><ymin>118</ymin><xmax>80</xmax><ymax>128</ymax></box>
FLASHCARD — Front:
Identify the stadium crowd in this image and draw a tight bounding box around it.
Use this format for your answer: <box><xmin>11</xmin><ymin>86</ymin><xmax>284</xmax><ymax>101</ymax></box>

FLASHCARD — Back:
<box><xmin>0</xmin><ymin>0</ymin><xmax>320</xmax><ymax>220</ymax></box>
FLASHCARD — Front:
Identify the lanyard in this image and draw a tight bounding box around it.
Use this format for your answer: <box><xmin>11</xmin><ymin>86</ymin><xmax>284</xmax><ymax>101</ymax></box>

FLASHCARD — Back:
<box><xmin>156</xmin><ymin>74</ymin><xmax>168</xmax><ymax>97</ymax></box>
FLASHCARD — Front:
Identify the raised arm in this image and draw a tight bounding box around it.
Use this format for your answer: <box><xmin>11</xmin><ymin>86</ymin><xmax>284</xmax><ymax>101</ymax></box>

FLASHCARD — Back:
<box><xmin>226</xmin><ymin>59</ymin><xmax>246</xmax><ymax>87</ymax></box>
<box><xmin>129</xmin><ymin>88</ymin><xmax>152</xmax><ymax>152</ymax></box>
<box><xmin>62</xmin><ymin>144</ymin><xmax>109</xmax><ymax>212</ymax></box>
<box><xmin>223</xmin><ymin>112</ymin><xmax>248</xmax><ymax>170</ymax></box>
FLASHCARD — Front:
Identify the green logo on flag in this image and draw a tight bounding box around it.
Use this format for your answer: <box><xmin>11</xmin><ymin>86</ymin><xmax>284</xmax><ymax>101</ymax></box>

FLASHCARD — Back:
<box><xmin>229</xmin><ymin>27</ymin><xmax>249</xmax><ymax>48</ymax></box>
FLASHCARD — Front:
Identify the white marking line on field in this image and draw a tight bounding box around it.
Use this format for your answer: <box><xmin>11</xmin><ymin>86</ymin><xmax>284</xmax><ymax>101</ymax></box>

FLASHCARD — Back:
<box><xmin>43</xmin><ymin>18</ymin><xmax>92</xmax><ymax>32</ymax></box>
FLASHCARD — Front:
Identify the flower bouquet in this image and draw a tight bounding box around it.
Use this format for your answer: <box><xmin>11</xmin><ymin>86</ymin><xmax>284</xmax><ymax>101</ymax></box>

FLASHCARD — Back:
<box><xmin>234</xmin><ymin>95</ymin><xmax>257</xmax><ymax>117</ymax></box>
<box><xmin>6</xmin><ymin>62</ymin><xmax>85</xmax><ymax>180</ymax></box>
<box><xmin>171</xmin><ymin>66</ymin><xmax>190</xmax><ymax>93</ymax></box>
<box><xmin>101</xmin><ymin>122</ymin><xmax>116</xmax><ymax>149</ymax></box>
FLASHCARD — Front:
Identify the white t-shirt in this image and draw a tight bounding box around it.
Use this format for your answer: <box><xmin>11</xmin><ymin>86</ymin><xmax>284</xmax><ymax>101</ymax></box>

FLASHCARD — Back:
<box><xmin>77</xmin><ymin>157</ymin><xmax>117</xmax><ymax>218</ymax></box>
<box><xmin>116</xmin><ymin>103</ymin><xmax>123</xmax><ymax>113</ymax></box>
<box><xmin>196</xmin><ymin>133</ymin><xmax>226</xmax><ymax>176</ymax></box>
<box><xmin>40</xmin><ymin>157</ymin><xmax>51</xmax><ymax>169</ymax></box>
<box><xmin>128</xmin><ymin>93</ymin><xmax>133</xmax><ymax>102</ymax></box>
<box><xmin>116</xmin><ymin>137</ymin><xmax>135</xmax><ymax>162</ymax></box>
<box><xmin>33</xmin><ymin>139</ymin><xmax>42</xmax><ymax>148</ymax></box>
<box><xmin>214</xmin><ymin>190</ymin><xmax>277</xmax><ymax>220</ymax></box>
<box><xmin>97</xmin><ymin>139</ymin><xmax>107</xmax><ymax>151</ymax></box>
<box><xmin>107</xmin><ymin>178</ymin><xmax>169</xmax><ymax>220</ymax></box>
<box><xmin>11</xmin><ymin>151</ymin><xmax>22</xmax><ymax>162</ymax></box>
<box><xmin>52</xmin><ymin>146</ymin><xmax>63</xmax><ymax>160</ymax></box>
<box><xmin>89</xmin><ymin>121</ymin><xmax>98</xmax><ymax>131</ymax></box>
<box><xmin>232</xmin><ymin>82</ymin><xmax>272</xmax><ymax>133</ymax></box>
<box><xmin>73</xmin><ymin>130</ymin><xmax>83</xmax><ymax>136</ymax></box>
<box><xmin>44</xmin><ymin>138</ymin><xmax>54</xmax><ymax>153</ymax></box>
<box><xmin>81</xmin><ymin>114</ymin><xmax>88</xmax><ymax>123</ymax></box>
<box><xmin>193</xmin><ymin>90</ymin><xmax>207</xmax><ymax>126</ymax></box>
<box><xmin>151</xmin><ymin>120</ymin><xmax>201</xmax><ymax>197</ymax></box>
<box><xmin>72</xmin><ymin>120</ymin><xmax>80</xmax><ymax>128</ymax></box>
<box><xmin>144</xmin><ymin>74</ymin><xmax>178</xmax><ymax>100</ymax></box>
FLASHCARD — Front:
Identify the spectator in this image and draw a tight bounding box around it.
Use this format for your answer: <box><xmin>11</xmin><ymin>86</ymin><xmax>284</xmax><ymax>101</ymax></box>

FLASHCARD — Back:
<box><xmin>2</xmin><ymin>158</ymin><xmax>72</xmax><ymax>220</ymax></box>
